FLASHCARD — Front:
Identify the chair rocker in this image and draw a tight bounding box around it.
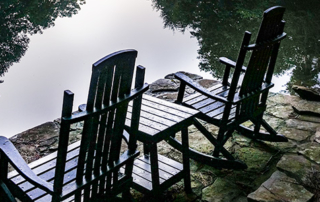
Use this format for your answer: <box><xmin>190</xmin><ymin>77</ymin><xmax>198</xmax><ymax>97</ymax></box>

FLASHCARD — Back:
<box><xmin>168</xmin><ymin>6</ymin><xmax>288</xmax><ymax>170</ymax></box>
<box><xmin>0</xmin><ymin>49</ymin><xmax>149</xmax><ymax>201</ymax></box>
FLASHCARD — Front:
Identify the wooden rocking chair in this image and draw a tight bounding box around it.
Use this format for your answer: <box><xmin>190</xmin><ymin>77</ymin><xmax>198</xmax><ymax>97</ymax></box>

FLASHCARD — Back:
<box><xmin>168</xmin><ymin>6</ymin><xmax>288</xmax><ymax>169</ymax></box>
<box><xmin>0</xmin><ymin>49</ymin><xmax>149</xmax><ymax>201</ymax></box>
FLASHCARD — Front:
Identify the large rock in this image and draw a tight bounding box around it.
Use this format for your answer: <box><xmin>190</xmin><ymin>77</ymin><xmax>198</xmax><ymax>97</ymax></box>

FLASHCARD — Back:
<box><xmin>156</xmin><ymin>92</ymin><xmax>179</xmax><ymax>102</ymax></box>
<box><xmin>291</xmin><ymin>98</ymin><xmax>320</xmax><ymax>116</ymax></box>
<box><xmin>295</xmin><ymin>114</ymin><xmax>320</xmax><ymax>123</ymax></box>
<box><xmin>266</xmin><ymin>104</ymin><xmax>293</xmax><ymax>119</ymax></box>
<box><xmin>149</xmin><ymin>78</ymin><xmax>180</xmax><ymax>93</ymax></box>
<box><xmin>286</xmin><ymin>119</ymin><xmax>320</xmax><ymax>132</ymax></box>
<box><xmin>196</xmin><ymin>79</ymin><xmax>219</xmax><ymax>89</ymax></box>
<box><xmin>202</xmin><ymin>178</ymin><xmax>244</xmax><ymax>202</ymax></box>
<box><xmin>277</xmin><ymin>154</ymin><xmax>320</xmax><ymax>185</ymax></box>
<box><xmin>312</xmin><ymin>127</ymin><xmax>320</xmax><ymax>143</ymax></box>
<box><xmin>278</xmin><ymin>128</ymin><xmax>313</xmax><ymax>142</ymax></box>
<box><xmin>264</xmin><ymin>140</ymin><xmax>298</xmax><ymax>153</ymax></box>
<box><xmin>234</xmin><ymin>147</ymin><xmax>273</xmax><ymax>172</ymax></box>
<box><xmin>267</xmin><ymin>93</ymin><xmax>300</xmax><ymax>106</ymax></box>
<box><xmin>298</xmin><ymin>142</ymin><xmax>320</xmax><ymax>164</ymax></box>
<box><xmin>165</xmin><ymin>71</ymin><xmax>203</xmax><ymax>81</ymax></box>
<box><xmin>9</xmin><ymin>120</ymin><xmax>83</xmax><ymax>162</ymax></box>
<box><xmin>247</xmin><ymin>171</ymin><xmax>313</xmax><ymax>202</ymax></box>
<box><xmin>292</xmin><ymin>85</ymin><xmax>320</xmax><ymax>101</ymax></box>
<box><xmin>9</xmin><ymin>122</ymin><xmax>60</xmax><ymax>162</ymax></box>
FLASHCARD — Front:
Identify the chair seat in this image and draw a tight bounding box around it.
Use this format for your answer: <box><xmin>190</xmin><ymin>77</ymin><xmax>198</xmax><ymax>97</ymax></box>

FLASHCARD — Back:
<box><xmin>182</xmin><ymin>83</ymin><xmax>237</xmax><ymax>122</ymax></box>
<box><xmin>7</xmin><ymin>141</ymin><xmax>133</xmax><ymax>201</ymax></box>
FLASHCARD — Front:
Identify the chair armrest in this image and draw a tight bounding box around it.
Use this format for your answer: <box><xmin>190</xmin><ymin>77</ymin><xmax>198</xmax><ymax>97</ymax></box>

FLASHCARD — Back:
<box><xmin>68</xmin><ymin>83</ymin><xmax>149</xmax><ymax>124</ymax></box>
<box><xmin>245</xmin><ymin>32</ymin><xmax>287</xmax><ymax>50</ymax></box>
<box><xmin>174</xmin><ymin>72</ymin><xmax>229</xmax><ymax>103</ymax></box>
<box><xmin>219</xmin><ymin>57</ymin><xmax>247</xmax><ymax>72</ymax></box>
<box><xmin>0</xmin><ymin>136</ymin><xmax>54</xmax><ymax>194</ymax></box>
<box><xmin>232</xmin><ymin>82</ymin><xmax>274</xmax><ymax>104</ymax></box>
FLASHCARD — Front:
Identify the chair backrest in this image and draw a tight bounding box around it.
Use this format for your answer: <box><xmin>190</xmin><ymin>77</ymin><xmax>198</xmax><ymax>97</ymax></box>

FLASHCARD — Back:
<box><xmin>53</xmin><ymin>50</ymin><xmax>147</xmax><ymax>201</ymax></box>
<box><xmin>228</xmin><ymin>6</ymin><xmax>286</xmax><ymax>118</ymax></box>
<box><xmin>240</xmin><ymin>6</ymin><xmax>285</xmax><ymax>95</ymax></box>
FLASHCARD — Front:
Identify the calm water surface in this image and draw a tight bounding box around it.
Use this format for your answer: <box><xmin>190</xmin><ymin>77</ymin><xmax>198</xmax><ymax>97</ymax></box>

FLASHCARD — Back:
<box><xmin>0</xmin><ymin>0</ymin><xmax>212</xmax><ymax>137</ymax></box>
<box><xmin>1</xmin><ymin>0</ymin><xmax>319</xmax><ymax>137</ymax></box>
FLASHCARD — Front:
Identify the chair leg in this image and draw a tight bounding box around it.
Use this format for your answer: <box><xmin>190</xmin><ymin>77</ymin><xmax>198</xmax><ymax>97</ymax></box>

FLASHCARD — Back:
<box><xmin>143</xmin><ymin>142</ymin><xmax>149</xmax><ymax>155</ymax></box>
<box><xmin>193</xmin><ymin>119</ymin><xmax>234</xmax><ymax>160</ymax></box>
<box><xmin>0</xmin><ymin>181</ymin><xmax>16</xmax><ymax>202</ymax></box>
<box><xmin>122</xmin><ymin>189</ymin><xmax>135</xmax><ymax>202</ymax></box>
<box><xmin>167</xmin><ymin>136</ymin><xmax>247</xmax><ymax>170</ymax></box>
<box><xmin>148</xmin><ymin>143</ymin><xmax>161</xmax><ymax>199</ymax></box>
<box><xmin>253</xmin><ymin>114</ymin><xmax>263</xmax><ymax>137</ymax></box>
<box><xmin>167</xmin><ymin>119</ymin><xmax>247</xmax><ymax>170</ymax></box>
<box><xmin>181</xmin><ymin>127</ymin><xmax>192</xmax><ymax>193</ymax></box>
<box><xmin>213</xmin><ymin>128</ymin><xmax>225</xmax><ymax>157</ymax></box>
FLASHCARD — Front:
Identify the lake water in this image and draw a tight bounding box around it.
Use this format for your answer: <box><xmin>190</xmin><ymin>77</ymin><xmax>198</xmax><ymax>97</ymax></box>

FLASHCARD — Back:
<box><xmin>0</xmin><ymin>0</ymin><xmax>319</xmax><ymax>137</ymax></box>
<box><xmin>0</xmin><ymin>0</ymin><xmax>213</xmax><ymax>137</ymax></box>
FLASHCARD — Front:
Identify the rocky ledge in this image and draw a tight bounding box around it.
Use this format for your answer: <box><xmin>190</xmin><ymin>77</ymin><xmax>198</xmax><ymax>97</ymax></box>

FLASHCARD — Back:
<box><xmin>9</xmin><ymin>72</ymin><xmax>320</xmax><ymax>201</ymax></box>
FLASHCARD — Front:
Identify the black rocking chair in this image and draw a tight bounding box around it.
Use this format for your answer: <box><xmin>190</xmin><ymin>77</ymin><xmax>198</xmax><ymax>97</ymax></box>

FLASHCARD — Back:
<box><xmin>168</xmin><ymin>6</ymin><xmax>288</xmax><ymax>170</ymax></box>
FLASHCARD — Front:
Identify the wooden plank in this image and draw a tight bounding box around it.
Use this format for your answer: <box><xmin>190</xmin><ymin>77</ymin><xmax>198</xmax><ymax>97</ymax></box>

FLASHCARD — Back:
<box><xmin>125</xmin><ymin>119</ymin><xmax>160</xmax><ymax>137</ymax></box>
<box><xmin>133</xmin><ymin>158</ymin><xmax>173</xmax><ymax>181</ymax></box>
<box><xmin>132</xmin><ymin>173</ymin><xmax>152</xmax><ymax>191</ymax></box>
<box><xmin>132</xmin><ymin>166</ymin><xmax>165</xmax><ymax>184</ymax></box>
<box><xmin>140</xmin><ymin>98</ymin><xmax>194</xmax><ymax>118</ymax></box>
<box><xmin>142</xmin><ymin>95</ymin><xmax>198</xmax><ymax>115</ymax></box>
<box><xmin>16</xmin><ymin>157</ymin><xmax>78</xmax><ymax>193</ymax></box>
<box><xmin>217</xmin><ymin>89</ymin><xmax>230</xmax><ymax>98</ymax></box>
<box><xmin>60</xmin><ymin>171</ymin><xmax>129</xmax><ymax>200</ymax></box>
<box><xmin>184</xmin><ymin>84</ymin><xmax>226</xmax><ymax>106</ymax></box>
<box><xmin>214</xmin><ymin>110</ymin><xmax>236</xmax><ymax>121</ymax></box>
<box><xmin>7</xmin><ymin>144</ymin><xmax>80</xmax><ymax>202</ymax></box>
<box><xmin>211</xmin><ymin>107</ymin><xmax>237</xmax><ymax>120</ymax></box>
<box><xmin>183</xmin><ymin>84</ymin><xmax>223</xmax><ymax>103</ymax></box>
<box><xmin>126</xmin><ymin>112</ymin><xmax>169</xmax><ymax>131</ymax></box>
<box><xmin>136</xmin><ymin>155</ymin><xmax>182</xmax><ymax>176</ymax></box>
<box><xmin>197</xmin><ymin>101</ymin><xmax>225</xmax><ymax>115</ymax></box>
<box><xmin>27</xmin><ymin>167</ymin><xmax>78</xmax><ymax>200</ymax></box>
<box><xmin>128</xmin><ymin>105</ymin><xmax>177</xmax><ymax>126</ymax></box>
<box><xmin>8</xmin><ymin>141</ymin><xmax>81</xmax><ymax>179</ymax></box>
<box><xmin>191</xmin><ymin>98</ymin><xmax>219</xmax><ymax>110</ymax></box>
<box><xmin>206</xmin><ymin>105</ymin><xmax>227</xmax><ymax>118</ymax></box>
<box><xmin>139</xmin><ymin>104</ymin><xmax>185</xmax><ymax>123</ymax></box>
<box><xmin>132</xmin><ymin>154</ymin><xmax>185</xmax><ymax>193</ymax></box>
<box><xmin>9</xmin><ymin>144</ymin><xmax>81</xmax><ymax>184</ymax></box>
<box><xmin>143</xmin><ymin>95</ymin><xmax>197</xmax><ymax>117</ymax></box>
<box><xmin>157</xmin><ymin>155</ymin><xmax>183</xmax><ymax>171</ymax></box>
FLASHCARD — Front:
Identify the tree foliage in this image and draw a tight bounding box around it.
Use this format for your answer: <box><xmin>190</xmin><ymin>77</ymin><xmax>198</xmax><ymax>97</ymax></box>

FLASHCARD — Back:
<box><xmin>0</xmin><ymin>0</ymin><xmax>85</xmax><ymax>76</ymax></box>
<box><xmin>152</xmin><ymin>0</ymin><xmax>320</xmax><ymax>92</ymax></box>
